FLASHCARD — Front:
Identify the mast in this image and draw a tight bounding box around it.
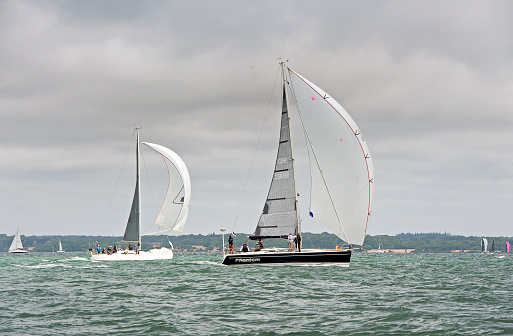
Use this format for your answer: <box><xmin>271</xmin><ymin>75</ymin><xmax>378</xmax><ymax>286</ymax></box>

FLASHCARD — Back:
<box><xmin>135</xmin><ymin>127</ymin><xmax>142</xmax><ymax>248</ymax></box>
<box><xmin>281</xmin><ymin>62</ymin><xmax>302</xmax><ymax>240</ymax></box>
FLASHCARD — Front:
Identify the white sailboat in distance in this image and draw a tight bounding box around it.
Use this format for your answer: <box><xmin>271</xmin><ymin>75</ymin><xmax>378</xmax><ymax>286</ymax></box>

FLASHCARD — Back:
<box><xmin>222</xmin><ymin>62</ymin><xmax>374</xmax><ymax>265</ymax></box>
<box><xmin>8</xmin><ymin>228</ymin><xmax>28</xmax><ymax>254</ymax></box>
<box><xmin>481</xmin><ymin>238</ymin><xmax>488</xmax><ymax>253</ymax></box>
<box><xmin>370</xmin><ymin>237</ymin><xmax>385</xmax><ymax>253</ymax></box>
<box><xmin>91</xmin><ymin>128</ymin><xmax>191</xmax><ymax>261</ymax></box>
<box><xmin>57</xmin><ymin>239</ymin><xmax>65</xmax><ymax>253</ymax></box>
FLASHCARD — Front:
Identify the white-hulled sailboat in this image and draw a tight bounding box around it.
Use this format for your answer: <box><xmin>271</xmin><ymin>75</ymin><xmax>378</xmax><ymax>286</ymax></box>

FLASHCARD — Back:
<box><xmin>8</xmin><ymin>228</ymin><xmax>28</xmax><ymax>254</ymax></box>
<box><xmin>370</xmin><ymin>237</ymin><xmax>385</xmax><ymax>253</ymax></box>
<box><xmin>481</xmin><ymin>238</ymin><xmax>488</xmax><ymax>253</ymax></box>
<box><xmin>222</xmin><ymin>62</ymin><xmax>374</xmax><ymax>265</ymax></box>
<box><xmin>91</xmin><ymin>128</ymin><xmax>191</xmax><ymax>261</ymax></box>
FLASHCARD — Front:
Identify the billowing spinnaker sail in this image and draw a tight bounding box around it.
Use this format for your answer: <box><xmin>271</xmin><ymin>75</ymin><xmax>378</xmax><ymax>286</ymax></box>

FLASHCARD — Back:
<box><xmin>143</xmin><ymin>143</ymin><xmax>191</xmax><ymax>233</ymax></box>
<box><xmin>287</xmin><ymin>68</ymin><xmax>374</xmax><ymax>246</ymax></box>
<box><xmin>9</xmin><ymin>228</ymin><xmax>24</xmax><ymax>251</ymax></box>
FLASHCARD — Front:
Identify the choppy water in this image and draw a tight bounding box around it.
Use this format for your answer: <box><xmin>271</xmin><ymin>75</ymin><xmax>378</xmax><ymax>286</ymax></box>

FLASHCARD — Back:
<box><xmin>1</xmin><ymin>252</ymin><xmax>512</xmax><ymax>335</ymax></box>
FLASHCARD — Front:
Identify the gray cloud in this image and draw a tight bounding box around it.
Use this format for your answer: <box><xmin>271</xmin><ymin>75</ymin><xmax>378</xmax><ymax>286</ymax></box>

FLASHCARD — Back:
<box><xmin>1</xmin><ymin>0</ymin><xmax>512</xmax><ymax>238</ymax></box>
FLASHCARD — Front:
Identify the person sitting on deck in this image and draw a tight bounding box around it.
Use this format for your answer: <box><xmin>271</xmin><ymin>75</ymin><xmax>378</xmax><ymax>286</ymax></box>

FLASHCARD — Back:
<box><xmin>128</xmin><ymin>243</ymin><xmax>133</xmax><ymax>251</ymax></box>
<box><xmin>254</xmin><ymin>239</ymin><xmax>264</xmax><ymax>252</ymax></box>
<box><xmin>241</xmin><ymin>242</ymin><xmax>249</xmax><ymax>252</ymax></box>
<box><xmin>112</xmin><ymin>245</ymin><xmax>117</xmax><ymax>253</ymax></box>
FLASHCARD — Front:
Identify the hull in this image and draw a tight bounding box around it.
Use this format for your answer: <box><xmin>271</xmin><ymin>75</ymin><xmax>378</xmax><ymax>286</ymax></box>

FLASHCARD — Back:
<box><xmin>222</xmin><ymin>249</ymin><xmax>351</xmax><ymax>265</ymax></box>
<box><xmin>8</xmin><ymin>249</ymin><xmax>28</xmax><ymax>254</ymax></box>
<box><xmin>91</xmin><ymin>247</ymin><xmax>173</xmax><ymax>261</ymax></box>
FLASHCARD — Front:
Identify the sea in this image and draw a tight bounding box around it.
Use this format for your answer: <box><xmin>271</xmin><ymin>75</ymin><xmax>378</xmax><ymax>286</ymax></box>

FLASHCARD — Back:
<box><xmin>1</xmin><ymin>252</ymin><xmax>512</xmax><ymax>335</ymax></box>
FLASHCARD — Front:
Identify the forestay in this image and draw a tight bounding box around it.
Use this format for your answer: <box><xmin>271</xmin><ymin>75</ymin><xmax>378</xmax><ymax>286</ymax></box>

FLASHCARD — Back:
<box><xmin>287</xmin><ymin>67</ymin><xmax>374</xmax><ymax>246</ymax></box>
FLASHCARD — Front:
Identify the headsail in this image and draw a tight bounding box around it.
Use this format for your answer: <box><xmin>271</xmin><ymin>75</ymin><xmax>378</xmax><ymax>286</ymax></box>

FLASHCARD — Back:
<box><xmin>251</xmin><ymin>86</ymin><xmax>299</xmax><ymax>240</ymax></box>
<box><xmin>506</xmin><ymin>241</ymin><xmax>510</xmax><ymax>253</ymax></box>
<box><xmin>286</xmin><ymin>67</ymin><xmax>374</xmax><ymax>246</ymax></box>
<box><xmin>143</xmin><ymin>143</ymin><xmax>191</xmax><ymax>233</ymax></box>
<box><xmin>9</xmin><ymin>228</ymin><xmax>24</xmax><ymax>251</ymax></box>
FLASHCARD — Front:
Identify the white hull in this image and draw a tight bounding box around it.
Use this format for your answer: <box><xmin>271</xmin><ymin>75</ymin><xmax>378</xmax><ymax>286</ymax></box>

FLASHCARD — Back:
<box><xmin>9</xmin><ymin>249</ymin><xmax>28</xmax><ymax>254</ymax></box>
<box><xmin>91</xmin><ymin>247</ymin><xmax>173</xmax><ymax>261</ymax></box>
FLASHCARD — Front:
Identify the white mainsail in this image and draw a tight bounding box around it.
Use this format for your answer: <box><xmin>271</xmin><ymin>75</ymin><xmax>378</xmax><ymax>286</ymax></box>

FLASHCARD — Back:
<box><xmin>143</xmin><ymin>142</ymin><xmax>191</xmax><ymax>233</ymax></box>
<box><xmin>287</xmin><ymin>67</ymin><xmax>374</xmax><ymax>247</ymax></box>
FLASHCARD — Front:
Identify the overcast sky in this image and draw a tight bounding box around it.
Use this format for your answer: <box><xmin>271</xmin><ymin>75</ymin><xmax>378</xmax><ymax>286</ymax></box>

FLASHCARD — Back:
<box><xmin>1</xmin><ymin>0</ymin><xmax>512</xmax><ymax>238</ymax></box>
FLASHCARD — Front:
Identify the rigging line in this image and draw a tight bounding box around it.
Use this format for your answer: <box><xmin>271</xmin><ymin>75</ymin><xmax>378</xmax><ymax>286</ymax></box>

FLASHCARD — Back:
<box><xmin>287</xmin><ymin>68</ymin><xmax>350</xmax><ymax>244</ymax></box>
<box><xmin>231</xmin><ymin>64</ymin><xmax>281</xmax><ymax>232</ymax></box>
<box><xmin>98</xmin><ymin>130</ymin><xmax>137</xmax><ymax>236</ymax></box>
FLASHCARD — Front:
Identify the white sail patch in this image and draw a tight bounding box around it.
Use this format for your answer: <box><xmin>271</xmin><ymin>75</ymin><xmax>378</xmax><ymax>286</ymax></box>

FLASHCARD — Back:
<box><xmin>287</xmin><ymin>67</ymin><xmax>374</xmax><ymax>246</ymax></box>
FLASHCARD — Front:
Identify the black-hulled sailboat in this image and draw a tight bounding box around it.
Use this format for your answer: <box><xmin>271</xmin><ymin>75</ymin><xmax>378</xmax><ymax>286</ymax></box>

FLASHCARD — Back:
<box><xmin>222</xmin><ymin>62</ymin><xmax>374</xmax><ymax>265</ymax></box>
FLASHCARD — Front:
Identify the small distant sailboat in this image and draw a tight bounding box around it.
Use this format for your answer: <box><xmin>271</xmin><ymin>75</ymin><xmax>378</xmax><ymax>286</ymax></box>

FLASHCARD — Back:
<box><xmin>91</xmin><ymin>128</ymin><xmax>191</xmax><ymax>261</ymax></box>
<box><xmin>481</xmin><ymin>238</ymin><xmax>488</xmax><ymax>253</ymax></box>
<box><xmin>8</xmin><ymin>228</ymin><xmax>28</xmax><ymax>254</ymax></box>
<box><xmin>490</xmin><ymin>240</ymin><xmax>496</xmax><ymax>254</ymax></box>
<box><xmin>505</xmin><ymin>241</ymin><xmax>510</xmax><ymax>253</ymax></box>
<box><xmin>57</xmin><ymin>239</ymin><xmax>65</xmax><ymax>253</ymax></box>
<box><xmin>370</xmin><ymin>237</ymin><xmax>385</xmax><ymax>253</ymax></box>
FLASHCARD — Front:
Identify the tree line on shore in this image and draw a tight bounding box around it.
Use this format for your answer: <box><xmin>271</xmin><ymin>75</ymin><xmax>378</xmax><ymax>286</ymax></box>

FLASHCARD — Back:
<box><xmin>1</xmin><ymin>232</ymin><xmax>510</xmax><ymax>253</ymax></box>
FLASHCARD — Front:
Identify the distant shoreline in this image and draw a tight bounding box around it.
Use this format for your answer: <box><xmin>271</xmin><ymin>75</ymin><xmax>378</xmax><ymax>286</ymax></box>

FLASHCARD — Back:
<box><xmin>1</xmin><ymin>232</ymin><xmax>511</xmax><ymax>253</ymax></box>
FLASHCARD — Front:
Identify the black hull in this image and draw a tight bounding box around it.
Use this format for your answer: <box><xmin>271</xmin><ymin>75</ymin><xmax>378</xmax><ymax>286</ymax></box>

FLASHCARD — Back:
<box><xmin>222</xmin><ymin>250</ymin><xmax>351</xmax><ymax>265</ymax></box>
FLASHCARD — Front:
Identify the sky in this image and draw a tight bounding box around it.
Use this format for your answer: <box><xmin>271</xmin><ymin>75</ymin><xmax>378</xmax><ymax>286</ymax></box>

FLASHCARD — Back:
<box><xmin>1</xmin><ymin>0</ymin><xmax>512</xmax><ymax>238</ymax></box>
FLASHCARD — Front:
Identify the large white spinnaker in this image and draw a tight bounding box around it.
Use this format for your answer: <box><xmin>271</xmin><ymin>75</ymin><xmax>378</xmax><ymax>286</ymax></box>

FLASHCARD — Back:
<box><xmin>287</xmin><ymin>68</ymin><xmax>374</xmax><ymax>247</ymax></box>
<box><xmin>143</xmin><ymin>142</ymin><xmax>191</xmax><ymax>233</ymax></box>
